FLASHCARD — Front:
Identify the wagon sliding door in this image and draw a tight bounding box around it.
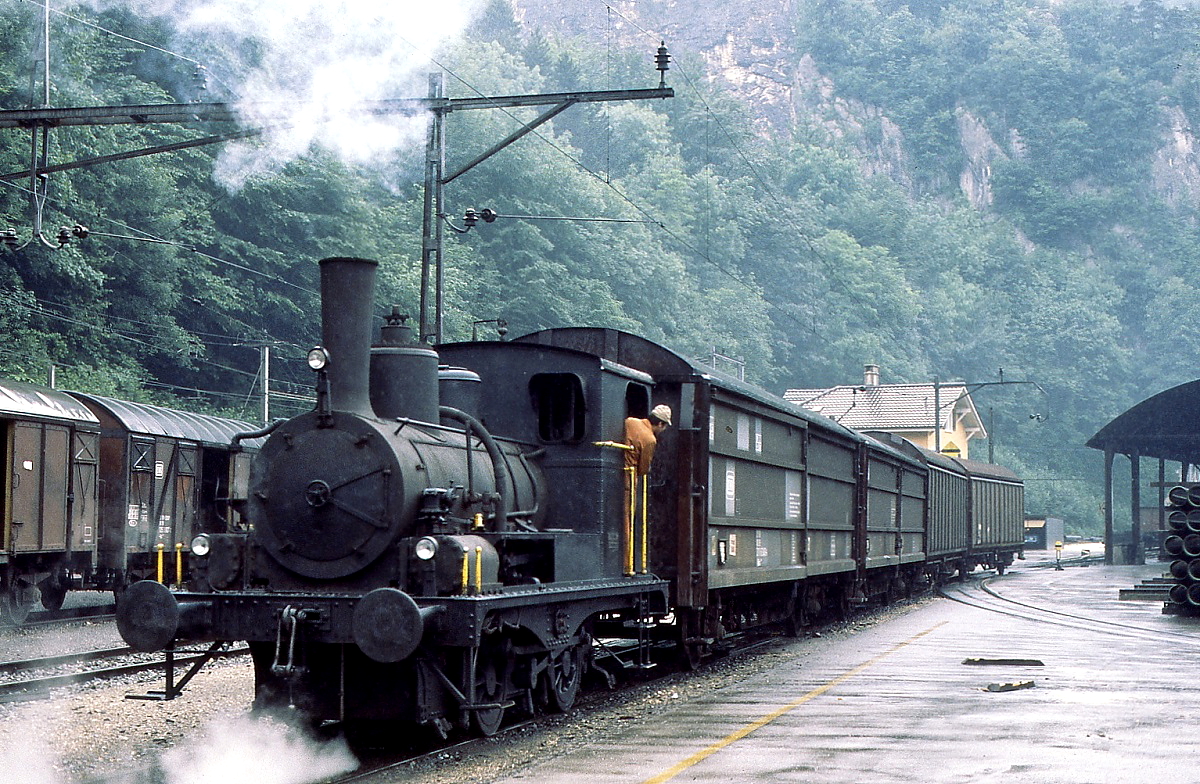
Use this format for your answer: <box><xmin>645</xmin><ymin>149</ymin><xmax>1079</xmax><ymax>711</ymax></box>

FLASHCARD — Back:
<box><xmin>10</xmin><ymin>422</ymin><xmax>70</xmax><ymax>554</ymax></box>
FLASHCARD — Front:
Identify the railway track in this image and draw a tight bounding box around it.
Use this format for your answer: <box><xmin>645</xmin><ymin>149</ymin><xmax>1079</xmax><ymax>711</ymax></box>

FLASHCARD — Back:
<box><xmin>939</xmin><ymin>572</ymin><xmax>1200</xmax><ymax>648</ymax></box>
<box><xmin>0</xmin><ymin>643</ymin><xmax>248</xmax><ymax>703</ymax></box>
<box><xmin>9</xmin><ymin>602</ymin><xmax>117</xmax><ymax>628</ymax></box>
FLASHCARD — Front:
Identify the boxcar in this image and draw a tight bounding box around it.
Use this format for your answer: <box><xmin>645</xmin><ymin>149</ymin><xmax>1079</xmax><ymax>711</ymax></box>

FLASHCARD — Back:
<box><xmin>957</xmin><ymin>456</ymin><xmax>1024</xmax><ymax>573</ymax></box>
<box><xmin>0</xmin><ymin>379</ymin><xmax>101</xmax><ymax>620</ymax></box>
<box><xmin>68</xmin><ymin>393</ymin><xmax>259</xmax><ymax>590</ymax></box>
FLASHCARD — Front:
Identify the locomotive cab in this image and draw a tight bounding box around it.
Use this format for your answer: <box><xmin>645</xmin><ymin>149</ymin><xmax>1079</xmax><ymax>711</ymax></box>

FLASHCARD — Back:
<box><xmin>437</xmin><ymin>340</ymin><xmax>661</xmax><ymax>582</ymax></box>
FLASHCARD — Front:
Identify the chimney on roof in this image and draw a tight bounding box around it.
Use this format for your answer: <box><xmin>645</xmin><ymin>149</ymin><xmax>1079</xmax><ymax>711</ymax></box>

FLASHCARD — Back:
<box><xmin>864</xmin><ymin>363</ymin><xmax>880</xmax><ymax>387</ymax></box>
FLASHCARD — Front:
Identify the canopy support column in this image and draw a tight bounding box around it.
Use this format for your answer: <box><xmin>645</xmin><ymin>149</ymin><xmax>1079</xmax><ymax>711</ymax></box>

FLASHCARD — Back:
<box><xmin>1104</xmin><ymin>448</ymin><xmax>1115</xmax><ymax>565</ymax></box>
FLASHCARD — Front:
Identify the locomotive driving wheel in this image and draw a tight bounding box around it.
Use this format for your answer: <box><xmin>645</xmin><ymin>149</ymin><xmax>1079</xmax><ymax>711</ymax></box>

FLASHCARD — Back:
<box><xmin>471</xmin><ymin>658</ymin><xmax>505</xmax><ymax>736</ymax></box>
<box><xmin>545</xmin><ymin>642</ymin><xmax>584</xmax><ymax>713</ymax></box>
<box><xmin>468</xmin><ymin>638</ymin><xmax>512</xmax><ymax>737</ymax></box>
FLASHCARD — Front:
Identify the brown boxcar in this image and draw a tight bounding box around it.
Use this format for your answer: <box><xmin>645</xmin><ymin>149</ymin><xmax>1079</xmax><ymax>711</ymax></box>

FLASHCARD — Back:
<box><xmin>68</xmin><ymin>393</ymin><xmax>259</xmax><ymax>590</ymax></box>
<box><xmin>0</xmin><ymin>379</ymin><xmax>101</xmax><ymax>620</ymax></box>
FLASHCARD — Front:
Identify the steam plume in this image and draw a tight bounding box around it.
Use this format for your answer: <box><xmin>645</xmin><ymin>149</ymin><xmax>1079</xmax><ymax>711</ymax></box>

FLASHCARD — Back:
<box><xmin>101</xmin><ymin>0</ymin><xmax>482</xmax><ymax>188</ymax></box>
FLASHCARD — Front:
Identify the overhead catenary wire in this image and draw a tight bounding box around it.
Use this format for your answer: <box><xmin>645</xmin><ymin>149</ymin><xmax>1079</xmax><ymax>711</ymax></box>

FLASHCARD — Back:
<box><xmin>6</xmin><ymin>5</ymin><xmax>900</xmax><ymax>395</ymax></box>
<box><xmin>0</xmin><ymin>176</ymin><xmax>318</xmax><ymax>296</ymax></box>
<box><xmin>10</xmin><ymin>0</ymin><xmax>242</xmax><ymax>97</ymax></box>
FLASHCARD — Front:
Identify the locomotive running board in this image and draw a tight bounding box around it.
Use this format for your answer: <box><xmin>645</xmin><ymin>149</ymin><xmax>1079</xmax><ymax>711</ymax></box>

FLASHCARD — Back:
<box><xmin>125</xmin><ymin>641</ymin><xmax>229</xmax><ymax>701</ymax></box>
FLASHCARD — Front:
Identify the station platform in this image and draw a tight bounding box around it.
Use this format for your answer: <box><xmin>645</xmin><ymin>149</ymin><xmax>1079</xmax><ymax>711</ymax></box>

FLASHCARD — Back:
<box><xmin>495</xmin><ymin>546</ymin><xmax>1199</xmax><ymax>784</ymax></box>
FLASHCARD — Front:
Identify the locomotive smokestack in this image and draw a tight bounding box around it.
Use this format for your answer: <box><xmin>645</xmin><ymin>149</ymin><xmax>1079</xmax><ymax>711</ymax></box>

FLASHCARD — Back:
<box><xmin>319</xmin><ymin>257</ymin><xmax>378</xmax><ymax>417</ymax></box>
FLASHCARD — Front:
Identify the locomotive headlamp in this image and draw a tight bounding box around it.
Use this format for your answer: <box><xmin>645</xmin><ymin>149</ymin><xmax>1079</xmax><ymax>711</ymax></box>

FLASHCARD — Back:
<box><xmin>307</xmin><ymin>346</ymin><xmax>330</xmax><ymax>371</ymax></box>
<box><xmin>190</xmin><ymin>534</ymin><xmax>212</xmax><ymax>557</ymax></box>
<box><xmin>414</xmin><ymin>536</ymin><xmax>439</xmax><ymax>561</ymax></box>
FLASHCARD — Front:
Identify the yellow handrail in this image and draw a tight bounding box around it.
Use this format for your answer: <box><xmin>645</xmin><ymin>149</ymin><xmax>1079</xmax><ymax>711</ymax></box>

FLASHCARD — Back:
<box><xmin>594</xmin><ymin>440</ymin><xmax>634</xmax><ymax>451</ymax></box>
<box><xmin>626</xmin><ymin>466</ymin><xmax>636</xmax><ymax>575</ymax></box>
<box><xmin>641</xmin><ymin>476</ymin><xmax>649</xmax><ymax>574</ymax></box>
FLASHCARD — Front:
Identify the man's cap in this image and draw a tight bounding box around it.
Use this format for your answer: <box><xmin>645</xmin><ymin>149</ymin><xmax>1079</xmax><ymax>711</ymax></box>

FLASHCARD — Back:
<box><xmin>651</xmin><ymin>404</ymin><xmax>673</xmax><ymax>426</ymax></box>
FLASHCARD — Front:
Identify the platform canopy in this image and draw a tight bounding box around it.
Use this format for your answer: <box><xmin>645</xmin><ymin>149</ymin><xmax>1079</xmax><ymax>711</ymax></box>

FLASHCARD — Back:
<box><xmin>1086</xmin><ymin>379</ymin><xmax>1200</xmax><ymax>462</ymax></box>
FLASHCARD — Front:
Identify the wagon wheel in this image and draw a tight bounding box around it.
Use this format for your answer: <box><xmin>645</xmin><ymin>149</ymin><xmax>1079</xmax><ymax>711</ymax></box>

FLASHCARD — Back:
<box><xmin>784</xmin><ymin>590</ymin><xmax>809</xmax><ymax>638</ymax></box>
<box><xmin>1</xmin><ymin>579</ymin><xmax>40</xmax><ymax>625</ymax></box>
<box><xmin>38</xmin><ymin>576</ymin><xmax>67</xmax><ymax>611</ymax></box>
<box><xmin>546</xmin><ymin>643</ymin><xmax>584</xmax><ymax>713</ymax></box>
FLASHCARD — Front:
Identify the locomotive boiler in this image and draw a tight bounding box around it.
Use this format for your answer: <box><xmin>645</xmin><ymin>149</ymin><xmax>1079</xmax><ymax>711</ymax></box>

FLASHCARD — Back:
<box><xmin>116</xmin><ymin>257</ymin><xmax>669</xmax><ymax>736</ymax></box>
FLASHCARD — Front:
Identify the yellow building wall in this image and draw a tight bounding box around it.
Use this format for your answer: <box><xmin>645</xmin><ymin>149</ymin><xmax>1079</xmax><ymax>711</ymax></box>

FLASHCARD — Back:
<box><xmin>902</xmin><ymin>421</ymin><xmax>976</xmax><ymax>460</ymax></box>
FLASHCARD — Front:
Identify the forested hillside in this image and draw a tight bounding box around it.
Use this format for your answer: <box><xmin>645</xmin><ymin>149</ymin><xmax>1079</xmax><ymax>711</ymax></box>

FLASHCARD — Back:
<box><xmin>2</xmin><ymin>0</ymin><xmax>1197</xmax><ymax>534</ymax></box>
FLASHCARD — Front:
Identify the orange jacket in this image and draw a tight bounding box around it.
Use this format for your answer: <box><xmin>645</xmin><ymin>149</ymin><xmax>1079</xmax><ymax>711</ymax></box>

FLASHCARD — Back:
<box><xmin>623</xmin><ymin>417</ymin><xmax>657</xmax><ymax>476</ymax></box>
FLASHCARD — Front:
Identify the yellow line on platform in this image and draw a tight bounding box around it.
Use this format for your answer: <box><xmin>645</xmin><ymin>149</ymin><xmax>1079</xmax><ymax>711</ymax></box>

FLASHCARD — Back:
<box><xmin>641</xmin><ymin>621</ymin><xmax>950</xmax><ymax>784</ymax></box>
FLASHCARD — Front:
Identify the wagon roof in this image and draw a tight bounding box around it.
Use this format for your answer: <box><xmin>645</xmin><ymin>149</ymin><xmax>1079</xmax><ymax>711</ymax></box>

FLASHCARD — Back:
<box><xmin>68</xmin><ymin>392</ymin><xmax>260</xmax><ymax>447</ymax></box>
<box><xmin>514</xmin><ymin>327</ymin><xmax>875</xmax><ymax>441</ymax></box>
<box><xmin>0</xmin><ymin>378</ymin><xmax>100</xmax><ymax>424</ymax></box>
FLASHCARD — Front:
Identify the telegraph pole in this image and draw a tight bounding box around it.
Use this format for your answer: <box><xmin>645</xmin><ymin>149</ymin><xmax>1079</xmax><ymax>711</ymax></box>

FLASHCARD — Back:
<box><xmin>259</xmin><ymin>343</ymin><xmax>271</xmax><ymax>423</ymax></box>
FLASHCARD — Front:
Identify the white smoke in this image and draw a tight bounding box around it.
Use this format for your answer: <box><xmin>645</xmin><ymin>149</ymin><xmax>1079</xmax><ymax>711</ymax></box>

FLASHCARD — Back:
<box><xmin>101</xmin><ymin>0</ymin><xmax>483</xmax><ymax>188</ymax></box>
<box><xmin>158</xmin><ymin>713</ymin><xmax>358</xmax><ymax>784</ymax></box>
<box><xmin>0</xmin><ymin>708</ymin><xmax>65</xmax><ymax>784</ymax></box>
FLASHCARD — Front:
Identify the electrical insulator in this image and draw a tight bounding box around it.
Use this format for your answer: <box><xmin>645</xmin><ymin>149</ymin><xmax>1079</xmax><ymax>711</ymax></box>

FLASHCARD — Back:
<box><xmin>656</xmin><ymin>42</ymin><xmax>671</xmax><ymax>83</ymax></box>
<box><xmin>464</xmin><ymin>208</ymin><xmax>478</xmax><ymax>228</ymax></box>
<box><xmin>479</xmin><ymin>208</ymin><xmax>497</xmax><ymax>223</ymax></box>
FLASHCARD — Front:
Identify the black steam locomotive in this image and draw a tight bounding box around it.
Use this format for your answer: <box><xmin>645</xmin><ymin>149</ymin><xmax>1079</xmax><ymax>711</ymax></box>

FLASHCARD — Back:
<box><xmin>117</xmin><ymin>256</ymin><xmax>1023</xmax><ymax>737</ymax></box>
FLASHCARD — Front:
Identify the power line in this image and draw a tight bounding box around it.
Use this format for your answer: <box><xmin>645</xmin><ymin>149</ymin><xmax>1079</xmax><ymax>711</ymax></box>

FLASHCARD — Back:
<box><xmin>0</xmin><ymin>176</ymin><xmax>318</xmax><ymax>296</ymax></box>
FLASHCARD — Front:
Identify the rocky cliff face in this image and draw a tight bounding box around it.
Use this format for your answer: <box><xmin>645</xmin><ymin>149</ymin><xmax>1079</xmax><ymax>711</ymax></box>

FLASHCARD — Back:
<box><xmin>516</xmin><ymin>0</ymin><xmax>917</xmax><ymax>188</ymax></box>
<box><xmin>1152</xmin><ymin>105</ymin><xmax>1200</xmax><ymax>209</ymax></box>
<box><xmin>513</xmin><ymin>0</ymin><xmax>1186</xmax><ymax>211</ymax></box>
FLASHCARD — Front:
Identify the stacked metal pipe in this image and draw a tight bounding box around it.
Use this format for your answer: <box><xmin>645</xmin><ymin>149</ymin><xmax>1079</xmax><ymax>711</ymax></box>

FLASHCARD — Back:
<box><xmin>1163</xmin><ymin>485</ymin><xmax>1200</xmax><ymax>615</ymax></box>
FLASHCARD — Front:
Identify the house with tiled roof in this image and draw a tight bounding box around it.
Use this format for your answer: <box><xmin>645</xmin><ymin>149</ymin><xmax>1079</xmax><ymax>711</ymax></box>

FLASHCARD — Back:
<box><xmin>784</xmin><ymin>364</ymin><xmax>986</xmax><ymax>459</ymax></box>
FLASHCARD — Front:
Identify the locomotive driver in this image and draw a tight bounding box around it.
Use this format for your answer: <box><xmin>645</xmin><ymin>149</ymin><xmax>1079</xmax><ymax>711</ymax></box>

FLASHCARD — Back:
<box><xmin>623</xmin><ymin>404</ymin><xmax>672</xmax><ymax>475</ymax></box>
<box><xmin>621</xmin><ymin>404</ymin><xmax>671</xmax><ymax>575</ymax></box>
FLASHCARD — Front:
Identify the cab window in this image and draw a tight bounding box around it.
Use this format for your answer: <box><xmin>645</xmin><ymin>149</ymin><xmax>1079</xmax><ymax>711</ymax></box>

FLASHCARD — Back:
<box><xmin>530</xmin><ymin>373</ymin><xmax>585</xmax><ymax>443</ymax></box>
